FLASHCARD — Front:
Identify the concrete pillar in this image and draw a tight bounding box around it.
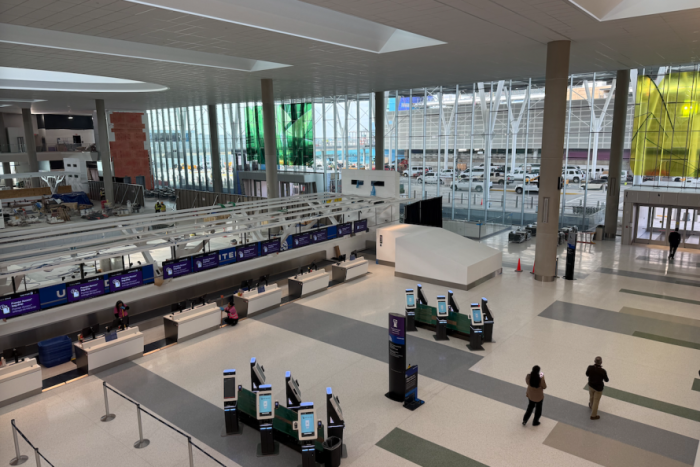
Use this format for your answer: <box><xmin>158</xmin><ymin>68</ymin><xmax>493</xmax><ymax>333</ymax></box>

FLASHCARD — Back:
<box><xmin>21</xmin><ymin>108</ymin><xmax>40</xmax><ymax>188</ymax></box>
<box><xmin>207</xmin><ymin>104</ymin><xmax>224</xmax><ymax>193</ymax></box>
<box><xmin>604</xmin><ymin>70</ymin><xmax>630</xmax><ymax>239</ymax></box>
<box><xmin>534</xmin><ymin>41</ymin><xmax>570</xmax><ymax>282</ymax></box>
<box><xmin>95</xmin><ymin>99</ymin><xmax>115</xmax><ymax>204</ymax></box>
<box><xmin>261</xmin><ymin>79</ymin><xmax>279</xmax><ymax>198</ymax></box>
<box><xmin>374</xmin><ymin>91</ymin><xmax>385</xmax><ymax>170</ymax></box>
<box><xmin>0</xmin><ymin>113</ymin><xmax>12</xmax><ymax>187</ymax></box>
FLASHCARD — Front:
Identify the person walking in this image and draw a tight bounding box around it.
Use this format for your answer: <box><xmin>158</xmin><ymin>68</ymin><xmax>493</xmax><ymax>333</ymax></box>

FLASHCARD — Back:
<box><xmin>669</xmin><ymin>227</ymin><xmax>681</xmax><ymax>259</ymax></box>
<box><xmin>155</xmin><ymin>201</ymin><xmax>161</xmax><ymax>213</ymax></box>
<box><xmin>587</xmin><ymin>356</ymin><xmax>609</xmax><ymax>420</ymax></box>
<box><xmin>522</xmin><ymin>365</ymin><xmax>547</xmax><ymax>426</ymax></box>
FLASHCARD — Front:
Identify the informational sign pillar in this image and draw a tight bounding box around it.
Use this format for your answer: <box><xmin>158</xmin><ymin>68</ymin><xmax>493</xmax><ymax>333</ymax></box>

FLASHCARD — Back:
<box><xmin>565</xmin><ymin>232</ymin><xmax>577</xmax><ymax>281</ymax></box>
<box><xmin>403</xmin><ymin>365</ymin><xmax>424</xmax><ymax>411</ymax></box>
<box><xmin>386</xmin><ymin>313</ymin><xmax>406</xmax><ymax>402</ymax></box>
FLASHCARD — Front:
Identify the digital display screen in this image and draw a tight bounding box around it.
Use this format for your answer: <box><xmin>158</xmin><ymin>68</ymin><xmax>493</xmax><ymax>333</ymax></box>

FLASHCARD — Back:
<box><xmin>193</xmin><ymin>252</ymin><xmax>219</xmax><ymax>273</ymax></box>
<box><xmin>109</xmin><ymin>268</ymin><xmax>143</xmax><ymax>292</ymax></box>
<box><xmin>311</xmin><ymin>229</ymin><xmax>327</xmax><ymax>244</ymax></box>
<box><xmin>437</xmin><ymin>300</ymin><xmax>448</xmax><ymax>316</ymax></box>
<box><xmin>236</xmin><ymin>244</ymin><xmax>258</xmax><ymax>262</ymax></box>
<box><xmin>258</xmin><ymin>394</ymin><xmax>272</xmax><ymax>417</ymax></box>
<box><xmin>224</xmin><ymin>378</ymin><xmax>236</xmax><ymax>399</ymax></box>
<box><xmin>163</xmin><ymin>258</ymin><xmax>192</xmax><ymax>279</ymax></box>
<box><xmin>337</xmin><ymin>223</ymin><xmax>353</xmax><ymax>237</ymax></box>
<box><xmin>472</xmin><ymin>309</ymin><xmax>483</xmax><ymax>324</ymax></box>
<box><xmin>292</xmin><ymin>232</ymin><xmax>311</xmax><ymax>248</ymax></box>
<box><xmin>354</xmin><ymin>219</ymin><xmax>368</xmax><ymax>233</ymax></box>
<box><xmin>300</xmin><ymin>413</ymin><xmax>315</xmax><ymax>437</ymax></box>
<box><xmin>67</xmin><ymin>278</ymin><xmax>105</xmax><ymax>303</ymax></box>
<box><xmin>0</xmin><ymin>290</ymin><xmax>41</xmax><ymax>319</ymax></box>
<box><xmin>261</xmin><ymin>238</ymin><xmax>280</xmax><ymax>256</ymax></box>
<box><xmin>406</xmin><ymin>294</ymin><xmax>415</xmax><ymax>307</ymax></box>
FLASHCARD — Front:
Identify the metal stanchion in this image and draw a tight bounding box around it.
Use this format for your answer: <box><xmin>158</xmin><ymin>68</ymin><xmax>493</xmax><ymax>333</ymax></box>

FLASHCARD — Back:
<box><xmin>101</xmin><ymin>383</ymin><xmax>116</xmax><ymax>422</ymax></box>
<box><xmin>188</xmin><ymin>437</ymin><xmax>194</xmax><ymax>467</ymax></box>
<box><xmin>34</xmin><ymin>448</ymin><xmax>41</xmax><ymax>467</ymax></box>
<box><xmin>133</xmin><ymin>404</ymin><xmax>150</xmax><ymax>449</ymax></box>
<box><xmin>10</xmin><ymin>421</ymin><xmax>28</xmax><ymax>465</ymax></box>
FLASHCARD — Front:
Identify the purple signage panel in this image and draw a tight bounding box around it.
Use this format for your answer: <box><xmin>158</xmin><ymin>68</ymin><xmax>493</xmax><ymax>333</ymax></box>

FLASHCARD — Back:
<box><xmin>292</xmin><ymin>232</ymin><xmax>311</xmax><ymax>248</ymax></box>
<box><xmin>193</xmin><ymin>252</ymin><xmax>219</xmax><ymax>273</ymax></box>
<box><xmin>261</xmin><ymin>238</ymin><xmax>280</xmax><ymax>256</ymax></box>
<box><xmin>389</xmin><ymin>313</ymin><xmax>406</xmax><ymax>345</ymax></box>
<box><xmin>67</xmin><ymin>278</ymin><xmax>105</xmax><ymax>303</ymax></box>
<box><xmin>236</xmin><ymin>243</ymin><xmax>258</xmax><ymax>262</ymax></box>
<box><xmin>311</xmin><ymin>228</ymin><xmax>328</xmax><ymax>244</ymax></box>
<box><xmin>354</xmin><ymin>219</ymin><xmax>368</xmax><ymax>233</ymax></box>
<box><xmin>109</xmin><ymin>269</ymin><xmax>143</xmax><ymax>292</ymax></box>
<box><xmin>163</xmin><ymin>258</ymin><xmax>192</xmax><ymax>279</ymax></box>
<box><xmin>337</xmin><ymin>223</ymin><xmax>353</xmax><ymax>237</ymax></box>
<box><xmin>0</xmin><ymin>291</ymin><xmax>41</xmax><ymax>319</ymax></box>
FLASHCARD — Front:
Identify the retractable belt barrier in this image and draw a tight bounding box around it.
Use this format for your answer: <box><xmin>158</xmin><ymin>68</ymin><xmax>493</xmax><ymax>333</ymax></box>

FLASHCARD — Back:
<box><xmin>9</xmin><ymin>419</ymin><xmax>54</xmax><ymax>467</ymax></box>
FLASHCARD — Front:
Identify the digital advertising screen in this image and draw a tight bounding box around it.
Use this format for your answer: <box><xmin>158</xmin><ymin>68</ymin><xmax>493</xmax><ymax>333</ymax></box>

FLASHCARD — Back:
<box><xmin>261</xmin><ymin>238</ymin><xmax>280</xmax><ymax>256</ymax></box>
<box><xmin>337</xmin><ymin>222</ymin><xmax>353</xmax><ymax>237</ymax></box>
<box><xmin>109</xmin><ymin>268</ymin><xmax>143</xmax><ymax>292</ymax></box>
<box><xmin>292</xmin><ymin>232</ymin><xmax>311</xmax><ymax>248</ymax></box>
<box><xmin>311</xmin><ymin>228</ymin><xmax>328</xmax><ymax>244</ymax></box>
<box><xmin>193</xmin><ymin>252</ymin><xmax>219</xmax><ymax>273</ymax></box>
<box><xmin>472</xmin><ymin>308</ymin><xmax>483</xmax><ymax>324</ymax></box>
<box><xmin>67</xmin><ymin>278</ymin><xmax>105</xmax><ymax>303</ymax></box>
<box><xmin>0</xmin><ymin>290</ymin><xmax>41</xmax><ymax>319</ymax></box>
<box><xmin>354</xmin><ymin>219</ymin><xmax>368</xmax><ymax>233</ymax></box>
<box><xmin>258</xmin><ymin>394</ymin><xmax>273</xmax><ymax>417</ymax></box>
<box><xmin>300</xmin><ymin>413</ymin><xmax>315</xmax><ymax>437</ymax></box>
<box><xmin>218</xmin><ymin>247</ymin><xmax>237</xmax><ymax>266</ymax></box>
<box><xmin>163</xmin><ymin>258</ymin><xmax>192</xmax><ymax>279</ymax></box>
<box><xmin>236</xmin><ymin>243</ymin><xmax>258</xmax><ymax>262</ymax></box>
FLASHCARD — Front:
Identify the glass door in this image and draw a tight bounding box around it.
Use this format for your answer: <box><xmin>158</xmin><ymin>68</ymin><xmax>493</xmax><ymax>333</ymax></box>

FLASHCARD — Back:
<box><xmin>634</xmin><ymin>205</ymin><xmax>652</xmax><ymax>243</ymax></box>
<box><xmin>678</xmin><ymin>208</ymin><xmax>700</xmax><ymax>249</ymax></box>
<box><xmin>649</xmin><ymin>206</ymin><xmax>669</xmax><ymax>245</ymax></box>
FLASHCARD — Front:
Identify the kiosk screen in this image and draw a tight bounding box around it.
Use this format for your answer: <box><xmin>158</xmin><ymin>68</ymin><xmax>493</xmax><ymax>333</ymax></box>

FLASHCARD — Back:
<box><xmin>258</xmin><ymin>394</ymin><xmax>272</xmax><ymax>417</ymax></box>
<box><xmin>406</xmin><ymin>293</ymin><xmax>415</xmax><ymax>308</ymax></box>
<box><xmin>437</xmin><ymin>299</ymin><xmax>448</xmax><ymax>317</ymax></box>
<box><xmin>236</xmin><ymin>244</ymin><xmax>258</xmax><ymax>262</ymax></box>
<box><xmin>224</xmin><ymin>378</ymin><xmax>236</xmax><ymax>399</ymax></box>
<box><xmin>472</xmin><ymin>308</ymin><xmax>483</xmax><ymax>324</ymax></box>
<box><xmin>261</xmin><ymin>238</ymin><xmax>280</xmax><ymax>256</ymax></box>
<box><xmin>354</xmin><ymin>219</ymin><xmax>368</xmax><ymax>233</ymax></box>
<box><xmin>300</xmin><ymin>413</ymin><xmax>315</xmax><ymax>437</ymax></box>
<box><xmin>337</xmin><ymin>222</ymin><xmax>353</xmax><ymax>237</ymax></box>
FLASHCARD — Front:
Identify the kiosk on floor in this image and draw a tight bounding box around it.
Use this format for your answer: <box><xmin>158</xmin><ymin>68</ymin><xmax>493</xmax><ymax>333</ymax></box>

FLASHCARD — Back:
<box><xmin>255</xmin><ymin>385</ymin><xmax>279</xmax><ymax>456</ymax></box>
<box><xmin>326</xmin><ymin>387</ymin><xmax>347</xmax><ymax>458</ymax></box>
<box><xmin>434</xmin><ymin>295</ymin><xmax>449</xmax><ymax>341</ymax></box>
<box><xmin>223</xmin><ymin>369</ymin><xmax>241</xmax><ymax>435</ymax></box>
<box><xmin>468</xmin><ymin>302</ymin><xmax>484</xmax><ymax>351</ymax></box>
<box><xmin>405</xmin><ymin>288</ymin><xmax>417</xmax><ymax>332</ymax></box>
<box><xmin>293</xmin><ymin>402</ymin><xmax>318</xmax><ymax>467</ymax></box>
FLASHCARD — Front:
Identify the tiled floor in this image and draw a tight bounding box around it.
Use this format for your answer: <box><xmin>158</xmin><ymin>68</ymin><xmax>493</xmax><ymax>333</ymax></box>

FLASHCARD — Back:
<box><xmin>2</xmin><ymin>232</ymin><xmax>700</xmax><ymax>467</ymax></box>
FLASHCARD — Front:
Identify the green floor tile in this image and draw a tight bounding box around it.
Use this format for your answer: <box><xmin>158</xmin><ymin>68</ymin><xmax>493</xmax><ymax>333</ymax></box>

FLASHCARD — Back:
<box><xmin>620</xmin><ymin>289</ymin><xmax>700</xmax><ymax>306</ymax></box>
<box><xmin>692</xmin><ymin>379</ymin><xmax>700</xmax><ymax>392</ymax></box>
<box><xmin>376</xmin><ymin>428</ymin><xmax>488</xmax><ymax>467</ymax></box>
<box><xmin>632</xmin><ymin>331</ymin><xmax>700</xmax><ymax>350</ymax></box>
<box><xmin>584</xmin><ymin>385</ymin><xmax>700</xmax><ymax>422</ymax></box>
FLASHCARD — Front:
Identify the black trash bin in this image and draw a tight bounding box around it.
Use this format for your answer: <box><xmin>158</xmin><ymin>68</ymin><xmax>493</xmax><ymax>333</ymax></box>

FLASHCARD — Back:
<box><xmin>323</xmin><ymin>436</ymin><xmax>342</xmax><ymax>467</ymax></box>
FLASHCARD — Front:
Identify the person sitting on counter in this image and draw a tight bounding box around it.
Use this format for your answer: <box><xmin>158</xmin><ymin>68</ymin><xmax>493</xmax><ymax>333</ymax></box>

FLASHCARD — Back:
<box><xmin>223</xmin><ymin>300</ymin><xmax>239</xmax><ymax>326</ymax></box>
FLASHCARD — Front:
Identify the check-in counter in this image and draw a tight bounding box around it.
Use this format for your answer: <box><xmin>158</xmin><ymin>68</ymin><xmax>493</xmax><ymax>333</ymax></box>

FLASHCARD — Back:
<box><xmin>74</xmin><ymin>327</ymin><xmax>144</xmax><ymax>375</ymax></box>
<box><xmin>287</xmin><ymin>269</ymin><xmax>330</xmax><ymax>299</ymax></box>
<box><xmin>0</xmin><ymin>358</ymin><xmax>42</xmax><ymax>408</ymax></box>
<box><xmin>233</xmin><ymin>284</ymin><xmax>282</xmax><ymax>318</ymax></box>
<box><xmin>163</xmin><ymin>303</ymin><xmax>222</xmax><ymax>343</ymax></box>
<box><xmin>332</xmin><ymin>257</ymin><xmax>369</xmax><ymax>283</ymax></box>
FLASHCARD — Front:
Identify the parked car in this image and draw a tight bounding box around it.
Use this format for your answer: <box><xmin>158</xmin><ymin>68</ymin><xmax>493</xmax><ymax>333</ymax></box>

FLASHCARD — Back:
<box><xmin>562</xmin><ymin>169</ymin><xmax>583</xmax><ymax>183</ymax></box>
<box><xmin>514</xmin><ymin>183</ymin><xmax>539</xmax><ymax>194</ymax></box>
<box><xmin>450</xmin><ymin>179</ymin><xmax>492</xmax><ymax>192</ymax></box>
<box><xmin>416</xmin><ymin>172</ymin><xmax>444</xmax><ymax>184</ymax></box>
<box><xmin>510</xmin><ymin>169</ymin><xmax>536</xmax><ymax>183</ymax></box>
<box><xmin>402</xmin><ymin>166</ymin><xmax>428</xmax><ymax>177</ymax></box>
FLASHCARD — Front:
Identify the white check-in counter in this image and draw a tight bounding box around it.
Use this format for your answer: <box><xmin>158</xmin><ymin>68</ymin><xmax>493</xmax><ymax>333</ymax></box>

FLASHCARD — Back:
<box><xmin>287</xmin><ymin>269</ymin><xmax>330</xmax><ymax>299</ymax></box>
<box><xmin>233</xmin><ymin>284</ymin><xmax>282</xmax><ymax>318</ymax></box>
<box><xmin>74</xmin><ymin>327</ymin><xmax>144</xmax><ymax>375</ymax></box>
<box><xmin>0</xmin><ymin>358</ymin><xmax>42</xmax><ymax>408</ymax></box>
<box><xmin>163</xmin><ymin>303</ymin><xmax>222</xmax><ymax>343</ymax></box>
<box><xmin>332</xmin><ymin>257</ymin><xmax>369</xmax><ymax>283</ymax></box>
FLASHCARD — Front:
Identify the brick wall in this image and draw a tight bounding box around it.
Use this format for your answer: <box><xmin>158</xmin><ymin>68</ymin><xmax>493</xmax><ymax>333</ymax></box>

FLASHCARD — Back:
<box><xmin>108</xmin><ymin>112</ymin><xmax>153</xmax><ymax>189</ymax></box>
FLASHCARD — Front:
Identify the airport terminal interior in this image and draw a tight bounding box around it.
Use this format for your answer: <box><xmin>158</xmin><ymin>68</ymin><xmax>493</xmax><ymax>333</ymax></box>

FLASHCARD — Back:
<box><xmin>1</xmin><ymin>0</ymin><xmax>700</xmax><ymax>466</ymax></box>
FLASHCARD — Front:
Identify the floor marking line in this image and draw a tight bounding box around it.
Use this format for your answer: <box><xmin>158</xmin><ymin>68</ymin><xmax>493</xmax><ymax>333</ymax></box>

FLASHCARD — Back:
<box><xmin>583</xmin><ymin>385</ymin><xmax>700</xmax><ymax>423</ymax></box>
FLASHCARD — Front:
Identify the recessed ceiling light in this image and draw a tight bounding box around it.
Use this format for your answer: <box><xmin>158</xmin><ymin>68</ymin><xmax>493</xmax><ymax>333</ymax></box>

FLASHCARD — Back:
<box><xmin>68</xmin><ymin>116</ymin><xmax>74</xmax><ymax>119</ymax></box>
<box><xmin>0</xmin><ymin>66</ymin><xmax>167</xmax><ymax>93</ymax></box>
<box><xmin>0</xmin><ymin>98</ymin><xmax>47</xmax><ymax>103</ymax></box>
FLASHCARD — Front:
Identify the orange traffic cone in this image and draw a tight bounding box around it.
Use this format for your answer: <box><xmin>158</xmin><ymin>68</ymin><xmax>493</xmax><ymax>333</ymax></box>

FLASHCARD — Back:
<box><xmin>530</xmin><ymin>261</ymin><xmax>536</xmax><ymax>274</ymax></box>
<box><xmin>515</xmin><ymin>258</ymin><xmax>522</xmax><ymax>272</ymax></box>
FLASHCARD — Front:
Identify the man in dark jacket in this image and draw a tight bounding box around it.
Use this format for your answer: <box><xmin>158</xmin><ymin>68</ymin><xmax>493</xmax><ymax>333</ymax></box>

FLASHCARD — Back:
<box><xmin>586</xmin><ymin>356</ymin><xmax>609</xmax><ymax>420</ymax></box>
<box><xmin>669</xmin><ymin>227</ymin><xmax>681</xmax><ymax>259</ymax></box>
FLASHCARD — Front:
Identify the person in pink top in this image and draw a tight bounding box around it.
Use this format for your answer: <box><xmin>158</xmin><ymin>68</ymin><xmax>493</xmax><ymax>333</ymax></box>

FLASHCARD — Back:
<box><xmin>114</xmin><ymin>300</ymin><xmax>130</xmax><ymax>329</ymax></box>
<box><xmin>223</xmin><ymin>299</ymin><xmax>238</xmax><ymax>326</ymax></box>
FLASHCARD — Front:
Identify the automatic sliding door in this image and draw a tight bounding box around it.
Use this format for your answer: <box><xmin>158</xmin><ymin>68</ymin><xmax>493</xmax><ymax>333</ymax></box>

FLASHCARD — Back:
<box><xmin>635</xmin><ymin>205</ymin><xmax>651</xmax><ymax>243</ymax></box>
<box><xmin>649</xmin><ymin>206</ymin><xmax>668</xmax><ymax>244</ymax></box>
<box><xmin>683</xmin><ymin>209</ymin><xmax>699</xmax><ymax>249</ymax></box>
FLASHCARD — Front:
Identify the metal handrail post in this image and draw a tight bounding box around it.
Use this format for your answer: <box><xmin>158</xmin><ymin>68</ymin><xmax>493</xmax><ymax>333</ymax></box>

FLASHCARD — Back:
<box><xmin>34</xmin><ymin>448</ymin><xmax>41</xmax><ymax>467</ymax></box>
<box><xmin>133</xmin><ymin>404</ymin><xmax>150</xmax><ymax>449</ymax></box>
<box><xmin>10</xmin><ymin>421</ymin><xmax>28</xmax><ymax>465</ymax></box>
<box><xmin>101</xmin><ymin>382</ymin><xmax>116</xmax><ymax>422</ymax></box>
<box><xmin>188</xmin><ymin>437</ymin><xmax>194</xmax><ymax>467</ymax></box>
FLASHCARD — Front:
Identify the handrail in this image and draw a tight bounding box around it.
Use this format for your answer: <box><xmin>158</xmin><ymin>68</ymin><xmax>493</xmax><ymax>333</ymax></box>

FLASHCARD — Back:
<box><xmin>101</xmin><ymin>382</ymin><xmax>225</xmax><ymax>467</ymax></box>
<box><xmin>10</xmin><ymin>419</ymin><xmax>55</xmax><ymax>466</ymax></box>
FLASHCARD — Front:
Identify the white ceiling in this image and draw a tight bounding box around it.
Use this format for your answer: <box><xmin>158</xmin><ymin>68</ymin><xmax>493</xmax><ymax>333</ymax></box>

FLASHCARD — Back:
<box><xmin>0</xmin><ymin>0</ymin><xmax>698</xmax><ymax>114</ymax></box>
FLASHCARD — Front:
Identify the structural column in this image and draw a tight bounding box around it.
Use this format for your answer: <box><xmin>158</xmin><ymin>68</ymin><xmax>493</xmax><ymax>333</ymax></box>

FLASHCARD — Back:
<box><xmin>21</xmin><ymin>108</ymin><xmax>40</xmax><ymax>188</ymax></box>
<box><xmin>95</xmin><ymin>99</ymin><xmax>115</xmax><ymax>204</ymax></box>
<box><xmin>261</xmin><ymin>79</ymin><xmax>279</xmax><ymax>198</ymax></box>
<box><xmin>0</xmin><ymin>113</ymin><xmax>12</xmax><ymax>186</ymax></box>
<box><xmin>207</xmin><ymin>104</ymin><xmax>224</xmax><ymax>193</ymax></box>
<box><xmin>534</xmin><ymin>41</ymin><xmax>570</xmax><ymax>282</ymax></box>
<box><xmin>374</xmin><ymin>91</ymin><xmax>385</xmax><ymax>170</ymax></box>
<box><xmin>604</xmin><ymin>70</ymin><xmax>630</xmax><ymax>239</ymax></box>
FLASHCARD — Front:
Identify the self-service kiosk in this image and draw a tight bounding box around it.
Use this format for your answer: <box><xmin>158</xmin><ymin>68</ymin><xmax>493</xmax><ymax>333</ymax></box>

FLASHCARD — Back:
<box><xmin>448</xmin><ymin>290</ymin><xmax>460</xmax><ymax>313</ymax></box>
<box><xmin>416</xmin><ymin>284</ymin><xmax>428</xmax><ymax>306</ymax></box>
<box><xmin>293</xmin><ymin>403</ymin><xmax>318</xmax><ymax>467</ymax></box>
<box><xmin>223</xmin><ymin>369</ymin><xmax>241</xmax><ymax>435</ymax></box>
<box><xmin>405</xmin><ymin>288</ymin><xmax>417</xmax><ymax>332</ymax></box>
<box><xmin>481</xmin><ymin>297</ymin><xmax>495</xmax><ymax>342</ymax></box>
<box><xmin>250</xmin><ymin>358</ymin><xmax>266</xmax><ymax>392</ymax></box>
<box><xmin>467</xmin><ymin>303</ymin><xmax>484</xmax><ymax>351</ymax></box>
<box><xmin>256</xmin><ymin>384</ymin><xmax>279</xmax><ymax>456</ymax></box>
<box><xmin>286</xmin><ymin>371</ymin><xmax>303</xmax><ymax>411</ymax></box>
<box><xmin>434</xmin><ymin>295</ymin><xmax>449</xmax><ymax>341</ymax></box>
<box><xmin>326</xmin><ymin>387</ymin><xmax>347</xmax><ymax>457</ymax></box>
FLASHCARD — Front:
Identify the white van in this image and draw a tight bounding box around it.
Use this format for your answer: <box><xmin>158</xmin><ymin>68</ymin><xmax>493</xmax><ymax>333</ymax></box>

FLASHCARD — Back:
<box><xmin>402</xmin><ymin>166</ymin><xmax>428</xmax><ymax>177</ymax></box>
